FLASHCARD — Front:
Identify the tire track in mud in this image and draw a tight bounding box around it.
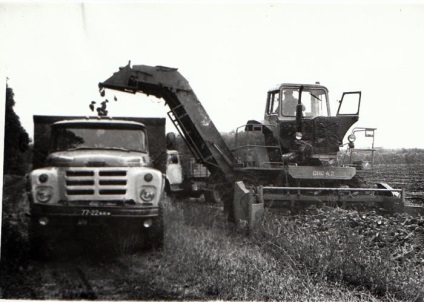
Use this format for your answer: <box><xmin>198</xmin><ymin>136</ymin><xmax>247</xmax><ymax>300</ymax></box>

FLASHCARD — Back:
<box><xmin>77</xmin><ymin>255</ymin><xmax>171</xmax><ymax>300</ymax></box>
<box><xmin>22</xmin><ymin>252</ymin><xmax>172</xmax><ymax>300</ymax></box>
<box><xmin>28</xmin><ymin>260</ymin><xmax>97</xmax><ymax>300</ymax></box>
<box><xmin>74</xmin><ymin>266</ymin><xmax>97</xmax><ymax>300</ymax></box>
<box><xmin>3</xmin><ymin>249</ymin><xmax>171</xmax><ymax>300</ymax></box>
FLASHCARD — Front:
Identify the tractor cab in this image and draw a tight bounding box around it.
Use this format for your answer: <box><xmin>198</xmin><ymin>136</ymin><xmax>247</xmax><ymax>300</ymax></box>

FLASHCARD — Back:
<box><xmin>265</xmin><ymin>83</ymin><xmax>331</xmax><ymax>121</ymax></box>
<box><xmin>263</xmin><ymin>83</ymin><xmax>362</xmax><ymax>164</ymax></box>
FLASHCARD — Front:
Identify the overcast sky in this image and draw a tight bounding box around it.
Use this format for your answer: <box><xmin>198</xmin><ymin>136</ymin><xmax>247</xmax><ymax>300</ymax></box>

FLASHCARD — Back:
<box><xmin>1</xmin><ymin>1</ymin><xmax>424</xmax><ymax>150</ymax></box>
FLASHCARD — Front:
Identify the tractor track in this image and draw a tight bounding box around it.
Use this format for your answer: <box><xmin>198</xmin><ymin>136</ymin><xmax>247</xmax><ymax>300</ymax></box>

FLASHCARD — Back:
<box><xmin>2</xmin><ymin>251</ymin><xmax>166</xmax><ymax>300</ymax></box>
<box><xmin>14</xmin><ymin>260</ymin><xmax>97</xmax><ymax>300</ymax></box>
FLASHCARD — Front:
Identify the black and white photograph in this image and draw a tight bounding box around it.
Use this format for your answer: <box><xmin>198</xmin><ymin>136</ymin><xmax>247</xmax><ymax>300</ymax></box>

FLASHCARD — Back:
<box><xmin>1</xmin><ymin>1</ymin><xmax>424</xmax><ymax>300</ymax></box>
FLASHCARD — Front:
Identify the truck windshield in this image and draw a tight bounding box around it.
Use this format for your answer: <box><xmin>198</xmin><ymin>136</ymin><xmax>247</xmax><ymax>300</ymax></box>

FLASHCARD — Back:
<box><xmin>50</xmin><ymin>126</ymin><xmax>147</xmax><ymax>153</ymax></box>
<box><xmin>281</xmin><ymin>88</ymin><xmax>329</xmax><ymax>117</ymax></box>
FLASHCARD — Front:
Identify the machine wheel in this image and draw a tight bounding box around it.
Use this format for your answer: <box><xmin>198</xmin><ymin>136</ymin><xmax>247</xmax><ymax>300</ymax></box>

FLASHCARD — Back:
<box><xmin>189</xmin><ymin>190</ymin><xmax>203</xmax><ymax>198</ymax></box>
<box><xmin>28</xmin><ymin>221</ymin><xmax>53</xmax><ymax>260</ymax></box>
<box><xmin>29</xmin><ymin>236</ymin><xmax>50</xmax><ymax>260</ymax></box>
<box><xmin>145</xmin><ymin>202</ymin><xmax>165</xmax><ymax>250</ymax></box>
<box><xmin>204</xmin><ymin>189</ymin><xmax>222</xmax><ymax>204</ymax></box>
<box><xmin>222</xmin><ymin>187</ymin><xmax>236</xmax><ymax>223</ymax></box>
<box><xmin>240</xmin><ymin>172</ymin><xmax>259</xmax><ymax>188</ymax></box>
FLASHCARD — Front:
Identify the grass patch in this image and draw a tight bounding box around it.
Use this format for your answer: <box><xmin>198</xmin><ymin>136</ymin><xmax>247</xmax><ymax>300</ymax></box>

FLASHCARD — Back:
<box><xmin>132</xmin><ymin>200</ymin><xmax>387</xmax><ymax>301</ymax></box>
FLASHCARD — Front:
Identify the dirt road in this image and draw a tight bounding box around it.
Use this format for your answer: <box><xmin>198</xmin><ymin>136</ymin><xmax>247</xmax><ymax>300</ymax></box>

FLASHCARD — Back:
<box><xmin>2</xmin><ymin>251</ymin><xmax>179</xmax><ymax>300</ymax></box>
<box><xmin>0</xmin><ymin>176</ymin><xmax>180</xmax><ymax>300</ymax></box>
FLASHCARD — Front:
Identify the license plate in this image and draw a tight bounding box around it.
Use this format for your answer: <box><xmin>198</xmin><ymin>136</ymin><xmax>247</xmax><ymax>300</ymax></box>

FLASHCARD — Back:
<box><xmin>81</xmin><ymin>209</ymin><xmax>111</xmax><ymax>216</ymax></box>
<box><xmin>288</xmin><ymin>166</ymin><xmax>356</xmax><ymax>180</ymax></box>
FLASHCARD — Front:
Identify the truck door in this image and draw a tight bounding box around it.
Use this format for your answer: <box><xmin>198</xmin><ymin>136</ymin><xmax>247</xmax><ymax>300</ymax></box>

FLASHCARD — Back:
<box><xmin>166</xmin><ymin>151</ymin><xmax>184</xmax><ymax>188</ymax></box>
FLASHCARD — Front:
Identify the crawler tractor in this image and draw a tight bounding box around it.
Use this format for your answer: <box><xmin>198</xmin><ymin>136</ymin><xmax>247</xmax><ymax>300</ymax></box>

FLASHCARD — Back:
<box><xmin>99</xmin><ymin>62</ymin><xmax>409</xmax><ymax>229</ymax></box>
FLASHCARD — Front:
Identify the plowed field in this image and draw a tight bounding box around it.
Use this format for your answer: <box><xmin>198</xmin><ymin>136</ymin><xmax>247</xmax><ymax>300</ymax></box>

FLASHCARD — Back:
<box><xmin>362</xmin><ymin>163</ymin><xmax>424</xmax><ymax>205</ymax></box>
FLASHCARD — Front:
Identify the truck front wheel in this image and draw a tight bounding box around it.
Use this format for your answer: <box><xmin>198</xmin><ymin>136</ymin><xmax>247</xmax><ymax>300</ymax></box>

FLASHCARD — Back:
<box><xmin>145</xmin><ymin>202</ymin><xmax>165</xmax><ymax>250</ymax></box>
<box><xmin>204</xmin><ymin>190</ymin><xmax>222</xmax><ymax>204</ymax></box>
<box><xmin>28</xmin><ymin>219</ymin><xmax>53</xmax><ymax>260</ymax></box>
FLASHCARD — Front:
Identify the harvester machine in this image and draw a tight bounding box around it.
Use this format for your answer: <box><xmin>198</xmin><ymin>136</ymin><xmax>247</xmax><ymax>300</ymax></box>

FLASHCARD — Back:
<box><xmin>240</xmin><ymin>85</ymin><xmax>404</xmax><ymax>215</ymax></box>
<box><xmin>99</xmin><ymin>62</ymin><xmax>412</xmax><ymax>230</ymax></box>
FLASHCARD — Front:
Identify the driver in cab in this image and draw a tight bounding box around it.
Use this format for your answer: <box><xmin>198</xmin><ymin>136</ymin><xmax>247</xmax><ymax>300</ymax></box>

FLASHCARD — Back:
<box><xmin>282</xmin><ymin>89</ymin><xmax>299</xmax><ymax>116</ymax></box>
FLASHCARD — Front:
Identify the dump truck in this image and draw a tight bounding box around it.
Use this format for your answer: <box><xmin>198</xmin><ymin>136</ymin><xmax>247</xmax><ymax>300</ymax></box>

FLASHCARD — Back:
<box><xmin>178</xmin><ymin>154</ymin><xmax>221</xmax><ymax>202</ymax></box>
<box><xmin>27</xmin><ymin>115</ymin><xmax>167</xmax><ymax>255</ymax></box>
<box><xmin>166</xmin><ymin>148</ymin><xmax>222</xmax><ymax>202</ymax></box>
<box><xmin>99</xmin><ymin>63</ymin><xmax>413</xmax><ymax>230</ymax></box>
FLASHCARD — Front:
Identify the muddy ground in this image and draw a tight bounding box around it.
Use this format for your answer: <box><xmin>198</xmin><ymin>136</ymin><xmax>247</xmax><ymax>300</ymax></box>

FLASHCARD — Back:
<box><xmin>0</xmin><ymin>176</ymin><xmax>184</xmax><ymax>300</ymax></box>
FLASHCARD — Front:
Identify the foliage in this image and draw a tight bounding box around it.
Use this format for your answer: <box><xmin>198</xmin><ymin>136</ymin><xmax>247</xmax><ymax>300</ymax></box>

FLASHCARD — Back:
<box><xmin>374</xmin><ymin>148</ymin><xmax>424</xmax><ymax>164</ymax></box>
<box><xmin>341</xmin><ymin>148</ymin><xmax>424</xmax><ymax>165</ymax></box>
<box><xmin>147</xmin><ymin>200</ymin><xmax>398</xmax><ymax>301</ymax></box>
<box><xmin>3</xmin><ymin>85</ymin><xmax>31</xmax><ymax>175</ymax></box>
<box><xmin>257</xmin><ymin>208</ymin><xmax>424</xmax><ymax>301</ymax></box>
<box><xmin>154</xmin><ymin>200</ymin><xmax>424</xmax><ymax>300</ymax></box>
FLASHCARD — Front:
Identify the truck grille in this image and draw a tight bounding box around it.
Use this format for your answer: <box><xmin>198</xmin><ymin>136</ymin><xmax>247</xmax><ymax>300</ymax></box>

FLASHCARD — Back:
<box><xmin>65</xmin><ymin>168</ymin><xmax>128</xmax><ymax>200</ymax></box>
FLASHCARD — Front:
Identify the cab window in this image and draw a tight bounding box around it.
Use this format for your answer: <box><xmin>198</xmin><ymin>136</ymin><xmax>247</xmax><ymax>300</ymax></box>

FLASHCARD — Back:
<box><xmin>266</xmin><ymin>91</ymin><xmax>280</xmax><ymax>114</ymax></box>
<box><xmin>281</xmin><ymin>88</ymin><xmax>329</xmax><ymax>117</ymax></box>
<box><xmin>302</xmin><ymin>89</ymin><xmax>329</xmax><ymax>117</ymax></box>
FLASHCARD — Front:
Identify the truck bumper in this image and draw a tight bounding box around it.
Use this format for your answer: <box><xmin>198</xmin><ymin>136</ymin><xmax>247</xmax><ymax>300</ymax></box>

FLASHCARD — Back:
<box><xmin>29</xmin><ymin>204</ymin><xmax>160</xmax><ymax>232</ymax></box>
<box><xmin>30</xmin><ymin>203</ymin><xmax>159</xmax><ymax>218</ymax></box>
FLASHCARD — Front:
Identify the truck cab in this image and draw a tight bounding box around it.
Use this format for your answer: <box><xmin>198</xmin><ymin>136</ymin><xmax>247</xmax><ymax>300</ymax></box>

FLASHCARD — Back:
<box><xmin>28</xmin><ymin>117</ymin><xmax>165</xmax><ymax>255</ymax></box>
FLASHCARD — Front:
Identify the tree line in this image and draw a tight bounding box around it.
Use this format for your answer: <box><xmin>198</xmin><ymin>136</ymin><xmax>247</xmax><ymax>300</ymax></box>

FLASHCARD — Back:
<box><xmin>3</xmin><ymin>85</ymin><xmax>30</xmax><ymax>176</ymax></box>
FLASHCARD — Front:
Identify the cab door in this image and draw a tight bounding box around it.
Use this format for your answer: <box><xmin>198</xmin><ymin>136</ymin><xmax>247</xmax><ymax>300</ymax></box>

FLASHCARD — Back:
<box><xmin>337</xmin><ymin>91</ymin><xmax>361</xmax><ymax>116</ymax></box>
<box><xmin>166</xmin><ymin>151</ymin><xmax>184</xmax><ymax>189</ymax></box>
<box><xmin>334</xmin><ymin>91</ymin><xmax>362</xmax><ymax>144</ymax></box>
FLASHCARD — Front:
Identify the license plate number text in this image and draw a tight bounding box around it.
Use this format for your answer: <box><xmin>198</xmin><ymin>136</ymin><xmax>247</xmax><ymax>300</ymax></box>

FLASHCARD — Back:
<box><xmin>81</xmin><ymin>209</ymin><xmax>111</xmax><ymax>216</ymax></box>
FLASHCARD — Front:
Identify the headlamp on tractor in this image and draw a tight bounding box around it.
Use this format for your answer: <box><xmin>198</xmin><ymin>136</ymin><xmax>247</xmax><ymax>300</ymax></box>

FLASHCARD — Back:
<box><xmin>295</xmin><ymin>132</ymin><xmax>303</xmax><ymax>140</ymax></box>
<box><xmin>348</xmin><ymin>134</ymin><xmax>356</xmax><ymax>148</ymax></box>
<box><xmin>348</xmin><ymin>134</ymin><xmax>356</xmax><ymax>143</ymax></box>
<box><xmin>140</xmin><ymin>187</ymin><xmax>156</xmax><ymax>202</ymax></box>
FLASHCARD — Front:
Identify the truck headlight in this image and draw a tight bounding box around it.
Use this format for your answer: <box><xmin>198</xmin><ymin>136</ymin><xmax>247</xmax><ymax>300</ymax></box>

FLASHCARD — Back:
<box><xmin>348</xmin><ymin>134</ymin><xmax>356</xmax><ymax>143</ymax></box>
<box><xmin>36</xmin><ymin>186</ymin><xmax>53</xmax><ymax>203</ymax></box>
<box><xmin>295</xmin><ymin>132</ymin><xmax>303</xmax><ymax>140</ymax></box>
<box><xmin>140</xmin><ymin>187</ymin><xmax>156</xmax><ymax>202</ymax></box>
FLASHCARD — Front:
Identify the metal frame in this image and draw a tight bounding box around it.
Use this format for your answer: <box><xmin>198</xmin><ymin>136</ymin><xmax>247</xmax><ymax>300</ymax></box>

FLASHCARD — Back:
<box><xmin>258</xmin><ymin>185</ymin><xmax>404</xmax><ymax>209</ymax></box>
<box><xmin>344</xmin><ymin>127</ymin><xmax>377</xmax><ymax>170</ymax></box>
